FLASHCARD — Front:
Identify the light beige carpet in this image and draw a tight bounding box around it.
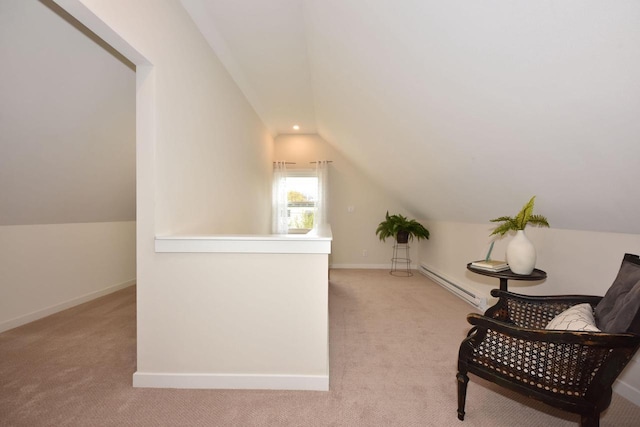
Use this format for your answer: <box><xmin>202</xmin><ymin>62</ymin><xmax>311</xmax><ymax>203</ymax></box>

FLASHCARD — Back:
<box><xmin>1</xmin><ymin>269</ymin><xmax>639</xmax><ymax>426</ymax></box>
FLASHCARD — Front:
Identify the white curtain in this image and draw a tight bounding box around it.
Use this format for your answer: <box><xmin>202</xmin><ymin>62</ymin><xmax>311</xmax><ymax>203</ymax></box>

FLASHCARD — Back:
<box><xmin>272</xmin><ymin>161</ymin><xmax>288</xmax><ymax>234</ymax></box>
<box><xmin>313</xmin><ymin>160</ymin><xmax>329</xmax><ymax>230</ymax></box>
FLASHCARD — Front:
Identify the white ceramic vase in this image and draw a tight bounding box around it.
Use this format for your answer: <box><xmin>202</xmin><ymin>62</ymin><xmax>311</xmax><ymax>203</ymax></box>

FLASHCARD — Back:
<box><xmin>506</xmin><ymin>230</ymin><xmax>536</xmax><ymax>275</ymax></box>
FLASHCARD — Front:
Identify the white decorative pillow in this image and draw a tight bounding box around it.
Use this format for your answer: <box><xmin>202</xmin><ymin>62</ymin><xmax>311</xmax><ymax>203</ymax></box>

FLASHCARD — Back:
<box><xmin>545</xmin><ymin>303</ymin><xmax>601</xmax><ymax>332</ymax></box>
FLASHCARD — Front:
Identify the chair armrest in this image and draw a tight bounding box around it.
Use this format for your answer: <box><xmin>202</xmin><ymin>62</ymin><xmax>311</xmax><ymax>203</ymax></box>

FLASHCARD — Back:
<box><xmin>466</xmin><ymin>313</ymin><xmax>636</xmax><ymax>347</ymax></box>
<box><xmin>485</xmin><ymin>290</ymin><xmax>603</xmax><ymax>329</ymax></box>
<box><xmin>490</xmin><ymin>289</ymin><xmax>603</xmax><ymax>305</ymax></box>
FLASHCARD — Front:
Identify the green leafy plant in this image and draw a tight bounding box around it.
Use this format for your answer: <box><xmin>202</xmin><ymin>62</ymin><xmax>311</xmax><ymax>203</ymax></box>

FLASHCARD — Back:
<box><xmin>376</xmin><ymin>211</ymin><xmax>430</xmax><ymax>243</ymax></box>
<box><xmin>490</xmin><ymin>196</ymin><xmax>550</xmax><ymax>236</ymax></box>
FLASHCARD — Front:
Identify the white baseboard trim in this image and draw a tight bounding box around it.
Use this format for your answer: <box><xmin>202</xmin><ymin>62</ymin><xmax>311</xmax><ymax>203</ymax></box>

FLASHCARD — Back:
<box><xmin>132</xmin><ymin>372</ymin><xmax>329</xmax><ymax>391</ymax></box>
<box><xmin>330</xmin><ymin>263</ymin><xmax>417</xmax><ymax>270</ymax></box>
<box><xmin>0</xmin><ymin>278</ymin><xmax>136</xmax><ymax>333</ymax></box>
<box><xmin>331</xmin><ymin>263</ymin><xmax>389</xmax><ymax>269</ymax></box>
<box><xmin>614</xmin><ymin>378</ymin><xmax>640</xmax><ymax>406</ymax></box>
<box><xmin>418</xmin><ymin>263</ymin><xmax>488</xmax><ymax>311</ymax></box>
<box><xmin>613</xmin><ymin>356</ymin><xmax>640</xmax><ymax>406</ymax></box>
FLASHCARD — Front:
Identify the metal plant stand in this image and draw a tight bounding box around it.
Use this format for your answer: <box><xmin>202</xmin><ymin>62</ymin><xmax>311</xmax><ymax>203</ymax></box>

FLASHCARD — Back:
<box><xmin>391</xmin><ymin>242</ymin><xmax>412</xmax><ymax>276</ymax></box>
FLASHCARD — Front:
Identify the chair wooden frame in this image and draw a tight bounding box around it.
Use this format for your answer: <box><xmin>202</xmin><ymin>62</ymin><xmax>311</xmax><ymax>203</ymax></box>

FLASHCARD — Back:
<box><xmin>457</xmin><ymin>289</ymin><xmax>640</xmax><ymax>427</ymax></box>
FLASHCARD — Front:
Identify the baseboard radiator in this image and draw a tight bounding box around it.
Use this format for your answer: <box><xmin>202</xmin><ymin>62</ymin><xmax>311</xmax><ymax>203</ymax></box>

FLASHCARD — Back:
<box><xmin>418</xmin><ymin>263</ymin><xmax>488</xmax><ymax>311</ymax></box>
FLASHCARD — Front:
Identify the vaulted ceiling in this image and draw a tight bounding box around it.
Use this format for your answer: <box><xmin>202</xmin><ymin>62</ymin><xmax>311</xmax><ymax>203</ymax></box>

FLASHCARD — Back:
<box><xmin>0</xmin><ymin>0</ymin><xmax>135</xmax><ymax>226</ymax></box>
<box><xmin>182</xmin><ymin>0</ymin><xmax>640</xmax><ymax>234</ymax></box>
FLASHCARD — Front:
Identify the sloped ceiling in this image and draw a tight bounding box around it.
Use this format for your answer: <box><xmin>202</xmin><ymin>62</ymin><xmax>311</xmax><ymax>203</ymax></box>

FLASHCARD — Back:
<box><xmin>182</xmin><ymin>0</ymin><xmax>640</xmax><ymax>234</ymax></box>
<box><xmin>0</xmin><ymin>0</ymin><xmax>135</xmax><ymax>225</ymax></box>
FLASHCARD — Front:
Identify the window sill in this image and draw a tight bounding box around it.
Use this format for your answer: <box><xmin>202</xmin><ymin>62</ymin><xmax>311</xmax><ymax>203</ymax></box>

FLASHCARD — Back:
<box><xmin>288</xmin><ymin>228</ymin><xmax>311</xmax><ymax>235</ymax></box>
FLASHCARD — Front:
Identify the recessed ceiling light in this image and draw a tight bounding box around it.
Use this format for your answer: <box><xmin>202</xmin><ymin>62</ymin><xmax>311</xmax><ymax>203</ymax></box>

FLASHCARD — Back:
<box><xmin>293</xmin><ymin>125</ymin><xmax>300</xmax><ymax>131</ymax></box>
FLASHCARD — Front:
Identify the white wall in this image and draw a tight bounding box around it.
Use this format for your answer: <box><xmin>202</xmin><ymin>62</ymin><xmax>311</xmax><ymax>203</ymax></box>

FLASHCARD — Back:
<box><xmin>274</xmin><ymin>134</ymin><xmax>414</xmax><ymax>268</ymax></box>
<box><xmin>67</xmin><ymin>0</ymin><xmax>273</xmax><ymax>236</ymax></box>
<box><xmin>0</xmin><ymin>222</ymin><xmax>136</xmax><ymax>332</ymax></box>
<box><xmin>417</xmin><ymin>220</ymin><xmax>640</xmax><ymax>404</ymax></box>
<box><xmin>134</xmin><ymin>250</ymin><xmax>329</xmax><ymax>390</ymax></box>
<box><xmin>56</xmin><ymin>0</ymin><xmax>276</xmax><ymax>386</ymax></box>
<box><xmin>0</xmin><ymin>0</ymin><xmax>136</xmax><ymax>332</ymax></box>
<box><xmin>418</xmin><ymin>221</ymin><xmax>640</xmax><ymax>298</ymax></box>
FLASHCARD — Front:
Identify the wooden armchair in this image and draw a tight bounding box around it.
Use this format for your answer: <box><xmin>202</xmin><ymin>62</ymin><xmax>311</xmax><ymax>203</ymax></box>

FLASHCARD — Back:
<box><xmin>457</xmin><ymin>254</ymin><xmax>640</xmax><ymax>427</ymax></box>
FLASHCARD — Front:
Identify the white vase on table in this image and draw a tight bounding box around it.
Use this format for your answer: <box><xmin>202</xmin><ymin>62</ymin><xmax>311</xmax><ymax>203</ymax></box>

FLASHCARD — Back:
<box><xmin>506</xmin><ymin>230</ymin><xmax>536</xmax><ymax>275</ymax></box>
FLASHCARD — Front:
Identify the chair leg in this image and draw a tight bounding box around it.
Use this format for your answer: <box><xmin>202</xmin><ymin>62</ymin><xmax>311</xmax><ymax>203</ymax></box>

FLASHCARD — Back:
<box><xmin>580</xmin><ymin>414</ymin><xmax>599</xmax><ymax>427</ymax></box>
<box><xmin>457</xmin><ymin>371</ymin><xmax>469</xmax><ymax>421</ymax></box>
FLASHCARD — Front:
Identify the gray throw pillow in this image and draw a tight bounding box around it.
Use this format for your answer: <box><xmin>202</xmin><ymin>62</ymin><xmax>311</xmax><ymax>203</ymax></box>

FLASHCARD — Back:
<box><xmin>595</xmin><ymin>254</ymin><xmax>640</xmax><ymax>334</ymax></box>
<box><xmin>601</xmin><ymin>280</ymin><xmax>640</xmax><ymax>334</ymax></box>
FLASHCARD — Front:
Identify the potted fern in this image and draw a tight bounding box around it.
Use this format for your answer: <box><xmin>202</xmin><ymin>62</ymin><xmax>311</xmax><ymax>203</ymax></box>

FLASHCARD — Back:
<box><xmin>490</xmin><ymin>196</ymin><xmax>550</xmax><ymax>274</ymax></box>
<box><xmin>376</xmin><ymin>212</ymin><xmax>430</xmax><ymax>244</ymax></box>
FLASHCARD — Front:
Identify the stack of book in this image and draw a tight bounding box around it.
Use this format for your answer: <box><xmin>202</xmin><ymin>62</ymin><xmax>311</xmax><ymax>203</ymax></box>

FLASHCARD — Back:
<box><xmin>470</xmin><ymin>259</ymin><xmax>510</xmax><ymax>272</ymax></box>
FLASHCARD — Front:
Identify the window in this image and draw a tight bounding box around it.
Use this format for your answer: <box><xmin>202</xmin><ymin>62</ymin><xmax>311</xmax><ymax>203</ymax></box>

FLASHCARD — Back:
<box><xmin>273</xmin><ymin>161</ymin><xmax>329</xmax><ymax>235</ymax></box>
<box><xmin>286</xmin><ymin>171</ymin><xmax>318</xmax><ymax>233</ymax></box>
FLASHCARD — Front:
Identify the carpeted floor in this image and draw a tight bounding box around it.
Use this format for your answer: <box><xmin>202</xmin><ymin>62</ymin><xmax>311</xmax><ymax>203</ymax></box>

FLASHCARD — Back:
<box><xmin>1</xmin><ymin>269</ymin><xmax>639</xmax><ymax>426</ymax></box>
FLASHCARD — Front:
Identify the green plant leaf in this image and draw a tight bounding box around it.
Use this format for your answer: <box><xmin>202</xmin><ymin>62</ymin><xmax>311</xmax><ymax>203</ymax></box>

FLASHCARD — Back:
<box><xmin>488</xmin><ymin>196</ymin><xmax>549</xmax><ymax>236</ymax></box>
<box><xmin>515</xmin><ymin>196</ymin><xmax>535</xmax><ymax>229</ymax></box>
<box><xmin>489</xmin><ymin>216</ymin><xmax>514</xmax><ymax>223</ymax></box>
<box><xmin>375</xmin><ymin>212</ymin><xmax>430</xmax><ymax>242</ymax></box>
<box><xmin>528</xmin><ymin>214</ymin><xmax>550</xmax><ymax>227</ymax></box>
